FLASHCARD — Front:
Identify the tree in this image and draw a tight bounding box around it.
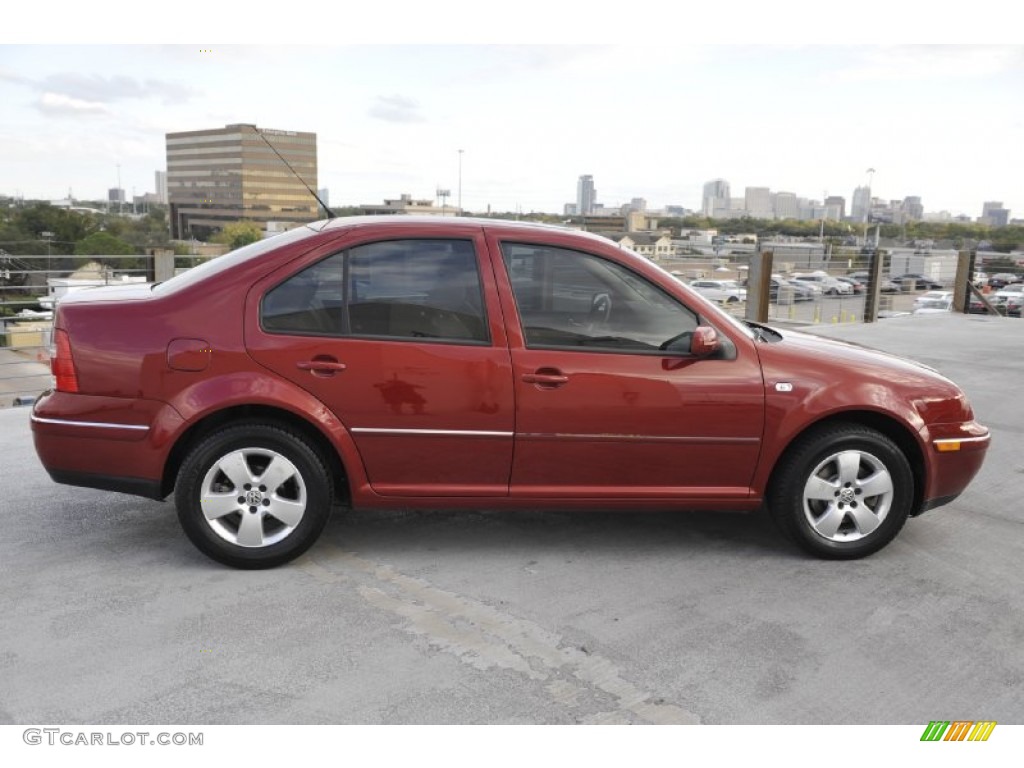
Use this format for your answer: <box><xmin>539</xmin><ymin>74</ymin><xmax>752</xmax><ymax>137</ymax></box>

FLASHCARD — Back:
<box><xmin>212</xmin><ymin>221</ymin><xmax>263</xmax><ymax>250</ymax></box>
<box><xmin>74</xmin><ymin>231</ymin><xmax>135</xmax><ymax>256</ymax></box>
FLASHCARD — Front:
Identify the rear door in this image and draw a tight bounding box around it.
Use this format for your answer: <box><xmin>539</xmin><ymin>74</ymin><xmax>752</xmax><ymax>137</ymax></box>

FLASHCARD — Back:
<box><xmin>246</xmin><ymin>229</ymin><xmax>515</xmax><ymax>497</ymax></box>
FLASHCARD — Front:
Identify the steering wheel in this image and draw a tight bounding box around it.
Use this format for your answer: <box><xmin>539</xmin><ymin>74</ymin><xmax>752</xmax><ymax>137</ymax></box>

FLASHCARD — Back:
<box><xmin>588</xmin><ymin>292</ymin><xmax>612</xmax><ymax>329</ymax></box>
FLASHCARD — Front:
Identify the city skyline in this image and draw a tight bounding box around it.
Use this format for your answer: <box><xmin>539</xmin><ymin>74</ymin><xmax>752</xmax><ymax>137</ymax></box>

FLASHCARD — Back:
<box><xmin>2</xmin><ymin>44</ymin><xmax>1022</xmax><ymax>218</ymax></box>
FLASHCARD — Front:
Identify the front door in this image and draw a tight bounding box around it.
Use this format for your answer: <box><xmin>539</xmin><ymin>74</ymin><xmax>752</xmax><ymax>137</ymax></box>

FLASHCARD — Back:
<box><xmin>491</xmin><ymin>238</ymin><xmax>764</xmax><ymax>501</ymax></box>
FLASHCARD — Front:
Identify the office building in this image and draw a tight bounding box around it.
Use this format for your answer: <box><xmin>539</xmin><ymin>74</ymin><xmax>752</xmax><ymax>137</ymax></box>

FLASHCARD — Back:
<box><xmin>702</xmin><ymin>178</ymin><xmax>730</xmax><ymax>217</ymax></box>
<box><xmin>825</xmin><ymin>196</ymin><xmax>846</xmax><ymax>221</ymax></box>
<box><xmin>166</xmin><ymin>123</ymin><xmax>319</xmax><ymax>240</ymax></box>
<box><xmin>577</xmin><ymin>175</ymin><xmax>597</xmax><ymax>216</ymax></box>
<box><xmin>851</xmin><ymin>186</ymin><xmax>872</xmax><ymax>222</ymax></box>
<box><xmin>773</xmin><ymin>191</ymin><xmax>799</xmax><ymax>220</ymax></box>
<box><xmin>902</xmin><ymin>196</ymin><xmax>923</xmax><ymax>221</ymax></box>
<box><xmin>155</xmin><ymin>171</ymin><xmax>168</xmax><ymax>204</ymax></box>
<box><xmin>744</xmin><ymin>187</ymin><xmax>773</xmax><ymax>219</ymax></box>
<box><xmin>981</xmin><ymin>201</ymin><xmax>1009</xmax><ymax>227</ymax></box>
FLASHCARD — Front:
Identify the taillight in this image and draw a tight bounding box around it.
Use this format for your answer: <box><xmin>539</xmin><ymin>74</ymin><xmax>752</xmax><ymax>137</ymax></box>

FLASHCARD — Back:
<box><xmin>52</xmin><ymin>329</ymin><xmax>79</xmax><ymax>393</ymax></box>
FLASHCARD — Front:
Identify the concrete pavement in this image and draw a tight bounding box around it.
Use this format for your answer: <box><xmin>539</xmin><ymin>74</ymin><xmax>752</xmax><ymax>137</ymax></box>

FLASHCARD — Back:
<box><xmin>0</xmin><ymin>312</ymin><xmax>1021</xmax><ymax>724</ymax></box>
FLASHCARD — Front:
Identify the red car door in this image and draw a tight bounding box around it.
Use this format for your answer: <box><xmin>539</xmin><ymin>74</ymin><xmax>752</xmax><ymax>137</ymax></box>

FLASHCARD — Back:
<box><xmin>245</xmin><ymin>229</ymin><xmax>515</xmax><ymax>497</ymax></box>
<box><xmin>487</xmin><ymin>231</ymin><xmax>765</xmax><ymax>501</ymax></box>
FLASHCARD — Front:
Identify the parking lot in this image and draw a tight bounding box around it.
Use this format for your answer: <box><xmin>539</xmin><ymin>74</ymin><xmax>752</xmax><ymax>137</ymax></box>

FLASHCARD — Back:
<box><xmin>0</xmin><ymin>313</ymin><xmax>1021</xmax><ymax>725</ymax></box>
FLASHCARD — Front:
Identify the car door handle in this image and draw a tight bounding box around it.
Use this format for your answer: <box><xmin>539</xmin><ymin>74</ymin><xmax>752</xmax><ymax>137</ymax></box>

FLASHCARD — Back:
<box><xmin>296</xmin><ymin>359</ymin><xmax>347</xmax><ymax>375</ymax></box>
<box><xmin>521</xmin><ymin>370</ymin><xmax>568</xmax><ymax>387</ymax></box>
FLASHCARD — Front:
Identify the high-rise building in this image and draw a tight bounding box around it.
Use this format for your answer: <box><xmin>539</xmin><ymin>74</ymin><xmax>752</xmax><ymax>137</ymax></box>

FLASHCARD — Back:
<box><xmin>576</xmin><ymin>175</ymin><xmax>597</xmax><ymax>216</ymax></box>
<box><xmin>155</xmin><ymin>171</ymin><xmax>168</xmax><ymax>204</ymax></box>
<box><xmin>166</xmin><ymin>123</ymin><xmax>319</xmax><ymax>240</ymax></box>
<box><xmin>702</xmin><ymin>178</ymin><xmax>730</xmax><ymax>217</ymax></box>
<box><xmin>825</xmin><ymin>196</ymin><xmax>846</xmax><ymax>221</ymax></box>
<box><xmin>851</xmin><ymin>186</ymin><xmax>872</xmax><ymax>222</ymax></box>
<box><xmin>108</xmin><ymin>187</ymin><xmax>125</xmax><ymax>203</ymax></box>
<box><xmin>981</xmin><ymin>201</ymin><xmax>1009</xmax><ymax>227</ymax></box>
<box><xmin>773</xmin><ymin>192</ymin><xmax>799</xmax><ymax>220</ymax></box>
<box><xmin>902</xmin><ymin>196</ymin><xmax>923</xmax><ymax>221</ymax></box>
<box><xmin>744</xmin><ymin>187</ymin><xmax>773</xmax><ymax>219</ymax></box>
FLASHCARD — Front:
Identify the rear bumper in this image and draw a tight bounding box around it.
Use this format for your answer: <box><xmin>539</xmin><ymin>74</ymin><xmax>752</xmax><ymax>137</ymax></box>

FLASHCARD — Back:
<box><xmin>31</xmin><ymin>390</ymin><xmax>185</xmax><ymax>500</ymax></box>
<box><xmin>46</xmin><ymin>469</ymin><xmax>165</xmax><ymax>500</ymax></box>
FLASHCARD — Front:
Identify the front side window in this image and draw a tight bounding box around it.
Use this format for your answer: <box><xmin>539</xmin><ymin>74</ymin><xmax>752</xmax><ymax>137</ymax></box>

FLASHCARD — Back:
<box><xmin>262</xmin><ymin>239</ymin><xmax>488</xmax><ymax>343</ymax></box>
<box><xmin>501</xmin><ymin>243</ymin><xmax>699</xmax><ymax>353</ymax></box>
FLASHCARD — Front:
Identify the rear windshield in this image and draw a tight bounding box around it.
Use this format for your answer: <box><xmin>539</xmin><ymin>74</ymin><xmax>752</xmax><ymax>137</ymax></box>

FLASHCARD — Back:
<box><xmin>152</xmin><ymin>224</ymin><xmax>326</xmax><ymax>295</ymax></box>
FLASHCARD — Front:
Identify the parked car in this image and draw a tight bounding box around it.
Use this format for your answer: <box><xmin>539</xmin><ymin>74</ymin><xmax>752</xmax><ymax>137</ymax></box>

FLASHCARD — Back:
<box><xmin>913</xmin><ymin>291</ymin><xmax>954</xmax><ymax>310</ymax></box>
<box><xmin>688</xmin><ymin>279</ymin><xmax>747</xmax><ymax>304</ymax></box>
<box><xmin>987</xmin><ymin>273</ymin><xmax>1021</xmax><ymax>290</ymax></box>
<box><xmin>835</xmin><ymin>276</ymin><xmax>865</xmax><ymax>294</ymax></box>
<box><xmin>912</xmin><ymin>298</ymin><xmax>953</xmax><ymax>315</ymax></box>
<box><xmin>891</xmin><ymin>274</ymin><xmax>944</xmax><ymax>291</ymax></box>
<box><xmin>994</xmin><ymin>283</ymin><xmax>1024</xmax><ymax>302</ymax></box>
<box><xmin>968</xmin><ymin>294</ymin><xmax>1008</xmax><ymax>315</ymax></box>
<box><xmin>793</xmin><ymin>272</ymin><xmax>854</xmax><ymax>295</ymax></box>
<box><xmin>31</xmin><ymin>216</ymin><xmax>990</xmax><ymax>568</ymax></box>
<box><xmin>786</xmin><ymin>279</ymin><xmax>819</xmax><ymax>300</ymax></box>
<box><xmin>847</xmin><ymin>271</ymin><xmax>900</xmax><ymax>293</ymax></box>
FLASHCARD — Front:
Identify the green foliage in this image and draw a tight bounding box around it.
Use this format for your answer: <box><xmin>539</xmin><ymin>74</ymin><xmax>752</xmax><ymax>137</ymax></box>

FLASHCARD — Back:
<box><xmin>0</xmin><ymin>204</ymin><xmax>172</xmax><ymax>255</ymax></box>
<box><xmin>211</xmin><ymin>221</ymin><xmax>263</xmax><ymax>250</ymax></box>
<box><xmin>74</xmin><ymin>231</ymin><xmax>136</xmax><ymax>256</ymax></box>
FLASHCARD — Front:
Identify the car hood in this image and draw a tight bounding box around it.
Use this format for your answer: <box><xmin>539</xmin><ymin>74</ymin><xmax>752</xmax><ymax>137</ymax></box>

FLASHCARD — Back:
<box><xmin>761</xmin><ymin>325</ymin><xmax>958</xmax><ymax>387</ymax></box>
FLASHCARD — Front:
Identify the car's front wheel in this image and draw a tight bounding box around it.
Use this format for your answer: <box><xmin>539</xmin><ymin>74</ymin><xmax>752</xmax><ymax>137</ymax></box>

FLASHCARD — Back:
<box><xmin>175</xmin><ymin>423</ymin><xmax>332</xmax><ymax>569</ymax></box>
<box><xmin>768</xmin><ymin>423</ymin><xmax>913</xmax><ymax>559</ymax></box>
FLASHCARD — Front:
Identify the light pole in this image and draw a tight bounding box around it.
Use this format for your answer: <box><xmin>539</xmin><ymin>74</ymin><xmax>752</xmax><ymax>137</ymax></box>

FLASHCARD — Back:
<box><xmin>41</xmin><ymin>231</ymin><xmax>54</xmax><ymax>275</ymax></box>
<box><xmin>457</xmin><ymin>149</ymin><xmax>464</xmax><ymax>215</ymax></box>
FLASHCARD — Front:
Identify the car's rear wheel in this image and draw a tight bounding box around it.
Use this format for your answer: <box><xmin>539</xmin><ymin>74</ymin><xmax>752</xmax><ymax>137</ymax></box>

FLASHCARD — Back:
<box><xmin>768</xmin><ymin>423</ymin><xmax>913</xmax><ymax>559</ymax></box>
<box><xmin>175</xmin><ymin>423</ymin><xmax>332</xmax><ymax>569</ymax></box>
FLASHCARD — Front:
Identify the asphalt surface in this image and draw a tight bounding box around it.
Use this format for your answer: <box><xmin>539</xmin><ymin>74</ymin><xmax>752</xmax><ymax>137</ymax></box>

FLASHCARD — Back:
<box><xmin>0</xmin><ymin>312</ymin><xmax>1021</xmax><ymax>725</ymax></box>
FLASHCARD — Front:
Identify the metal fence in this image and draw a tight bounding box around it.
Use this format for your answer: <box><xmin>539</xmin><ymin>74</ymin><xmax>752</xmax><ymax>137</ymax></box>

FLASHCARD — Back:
<box><xmin>665</xmin><ymin>245</ymin><xmax>1021</xmax><ymax>326</ymax></box>
<box><xmin>0</xmin><ymin>253</ymin><xmax>181</xmax><ymax>407</ymax></box>
<box><xmin>0</xmin><ymin>246</ymin><xmax>1019</xmax><ymax>408</ymax></box>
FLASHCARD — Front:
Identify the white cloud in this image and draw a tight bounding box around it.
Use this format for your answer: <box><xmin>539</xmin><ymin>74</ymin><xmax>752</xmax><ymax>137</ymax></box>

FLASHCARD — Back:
<box><xmin>832</xmin><ymin>45</ymin><xmax>1024</xmax><ymax>83</ymax></box>
<box><xmin>368</xmin><ymin>95</ymin><xmax>426</xmax><ymax>123</ymax></box>
<box><xmin>35</xmin><ymin>92</ymin><xmax>109</xmax><ymax>116</ymax></box>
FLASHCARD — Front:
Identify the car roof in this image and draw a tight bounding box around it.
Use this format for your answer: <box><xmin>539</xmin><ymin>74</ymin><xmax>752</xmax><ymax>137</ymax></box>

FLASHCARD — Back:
<box><xmin>315</xmin><ymin>214</ymin><xmax>622</xmax><ymax>250</ymax></box>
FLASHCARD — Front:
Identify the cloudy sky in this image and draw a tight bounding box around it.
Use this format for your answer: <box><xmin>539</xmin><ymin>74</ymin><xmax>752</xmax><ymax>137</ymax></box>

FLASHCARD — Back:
<box><xmin>2</xmin><ymin>7</ymin><xmax>1022</xmax><ymax>218</ymax></box>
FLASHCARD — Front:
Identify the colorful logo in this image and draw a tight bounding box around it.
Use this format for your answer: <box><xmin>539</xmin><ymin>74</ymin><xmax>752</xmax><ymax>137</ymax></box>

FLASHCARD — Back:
<box><xmin>920</xmin><ymin>721</ymin><xmax>997</xmax><ymax>742</ymax></box>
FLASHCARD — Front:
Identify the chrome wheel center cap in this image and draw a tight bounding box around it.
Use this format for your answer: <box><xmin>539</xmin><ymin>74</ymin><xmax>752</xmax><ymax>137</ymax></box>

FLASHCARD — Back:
<box><xmin>840</xmin><ymin>488</ymin><xmax>856</xmax><ymax>504</ymax></box>
<box><xmin>246</xmin><ymin>489</ymin><xmax>263</xmax><ymax>506</ymax></box>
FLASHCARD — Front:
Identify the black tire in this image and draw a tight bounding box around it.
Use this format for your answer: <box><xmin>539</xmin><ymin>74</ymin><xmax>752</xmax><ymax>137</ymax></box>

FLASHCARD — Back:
<box><xmin>175</xmin><ymin>422</ymin><xmax>333</xmax><ymax>569</ymax></box>
<box><xmin>768</xmin><ymin>423</ymin><xmax>913</xmax><ymax>559</ymax></box>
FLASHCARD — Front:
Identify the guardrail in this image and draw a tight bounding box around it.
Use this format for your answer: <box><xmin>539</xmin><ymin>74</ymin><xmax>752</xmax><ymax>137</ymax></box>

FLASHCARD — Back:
<box><xmin>0</xmin><ymin>252</ymin><xmax>199</xmax><ymax>407</ymax></box>
<box><xmin>1</xmin><ymin>248</ymin><xmax>1020</xmax><ymax>408</ymax></box>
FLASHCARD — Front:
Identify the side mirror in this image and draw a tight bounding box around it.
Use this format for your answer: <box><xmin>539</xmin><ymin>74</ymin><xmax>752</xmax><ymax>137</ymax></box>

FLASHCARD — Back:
<box><xmin>690</xmin><ymin>325</ymin><xmax>719</xmax><ymax>357</ymax></box>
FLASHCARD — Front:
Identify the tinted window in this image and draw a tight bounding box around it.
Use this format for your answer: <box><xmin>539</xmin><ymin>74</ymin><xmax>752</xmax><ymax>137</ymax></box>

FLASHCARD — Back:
<box><xmin>262</xmin><ymin>239</ymin><xmax>487</xmax><ymax>343</ymax></box>
<box><xmin>501</xmin><ymin>243</ymin><xmax>698</xmax><ymax>353</ymax></box>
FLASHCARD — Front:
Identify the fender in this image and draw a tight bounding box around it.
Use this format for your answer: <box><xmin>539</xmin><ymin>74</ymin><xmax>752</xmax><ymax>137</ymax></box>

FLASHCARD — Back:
<box><xmin>162</xmin><ymin>370</ymin><xmax>373</xmax><ymax>501</ymax></box>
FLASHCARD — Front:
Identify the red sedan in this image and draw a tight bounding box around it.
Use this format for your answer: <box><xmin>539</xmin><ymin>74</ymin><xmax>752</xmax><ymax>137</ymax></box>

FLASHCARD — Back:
<box><xmin>32</xmin><ymin>217</ymin><xmax>990</xmax><ymax>568</ymax></box>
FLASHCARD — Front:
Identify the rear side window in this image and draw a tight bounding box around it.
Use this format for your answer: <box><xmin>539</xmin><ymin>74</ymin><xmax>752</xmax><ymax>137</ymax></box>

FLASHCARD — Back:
<box><xmin>261</xmin><ymin>239</ymin><xmax>488</xmax><ymax>344</ymax></box>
